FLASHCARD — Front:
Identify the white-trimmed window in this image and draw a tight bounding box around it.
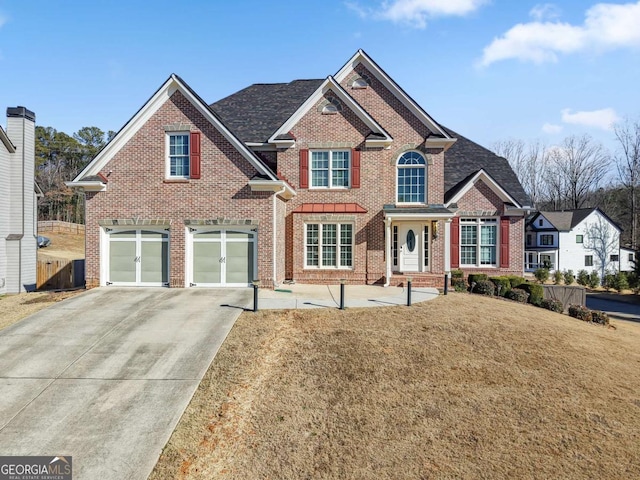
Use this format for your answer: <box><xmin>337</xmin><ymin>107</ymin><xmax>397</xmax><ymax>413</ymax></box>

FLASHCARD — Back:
<box><xmin>310</xmin><ymin>150</ymin><xmax>350</xmax><ymax>188</ymax></box>
<box><xmin>305</xmin><ymin>223</ymin><xmax>353</xmax><ymax>268</ymax></box>
<box><xmin>397</xmin><ymin>151</ymin><xmax>426</xmax><ymax>204</ymax></box>
<box><xmin>167</xmin><ymin>132</ymin><xmax>190</xmax><ymax>178</ymax></box>
<box><xmin>460</xmin><ymin>218</ymin><xmax>497</xmax><ymax>266</ymax></box>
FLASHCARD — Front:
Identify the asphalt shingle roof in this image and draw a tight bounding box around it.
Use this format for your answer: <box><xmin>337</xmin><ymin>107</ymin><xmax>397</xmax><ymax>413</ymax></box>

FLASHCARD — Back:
<box><xmin>537</xmin><ymin>209</ymin><xmax>595</xmax><ymax>231</ymax></box>
<box><xmin>442</xmin><ymin>127</ymin><xmax>532</xmax><ymax>208</ymax></box>
<box><xmin>210</xmin><ymin>80</ymin><xmax>324</xmax><ymax>143</ymax></box>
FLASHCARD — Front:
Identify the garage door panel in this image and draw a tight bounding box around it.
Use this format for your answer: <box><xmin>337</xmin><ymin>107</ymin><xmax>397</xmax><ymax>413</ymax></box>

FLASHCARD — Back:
<box><xmin>141</xmin><ymin>241</ymin><xmax>169</xmax><ymax>284</ymax></box>
<box><xmin>226</xmin><ymin>242</ymin><xmax>253</xmax><ymax>284</ymax></box>
<box><xmin>109</xmin><ymin>241</ymin><xmax>136</xmax><ymax>283</ymax></box>
<box><xmin>193</xmin><ymin>242</ymin><xmax>221</xmax><ymax>284</ymax></box>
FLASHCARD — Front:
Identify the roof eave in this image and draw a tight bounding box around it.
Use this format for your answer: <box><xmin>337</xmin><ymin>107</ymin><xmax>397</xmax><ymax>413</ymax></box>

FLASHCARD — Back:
<box><xmin>249</xmin><ymin>179</ymin><xmax>296</xmax><ymax>199</ymax></box>
<box><xmin>65</xmin><ymin>180</ymin><xmax>107</xmax><ymax>192</ymax></box>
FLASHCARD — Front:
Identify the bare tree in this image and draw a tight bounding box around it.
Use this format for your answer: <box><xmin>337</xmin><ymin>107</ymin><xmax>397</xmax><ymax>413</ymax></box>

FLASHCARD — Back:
<box><xmin>585</xmin><ymin>213</ymin><xmax>619</xmax><ymax>283</ymax></box>
<box><xmin>492</xmin><ymin>139</ymin><xmax>549</xmax><ymax>207</ymax></box>
<box><xmin>550</xmin><ymin>135</ymin><xmax>609</xmax><ymax>210</ymax></box>
<box><xmin>614</xmin><ymin>118</ymin><xmax>640</xmax><ymax>248</ymax></box>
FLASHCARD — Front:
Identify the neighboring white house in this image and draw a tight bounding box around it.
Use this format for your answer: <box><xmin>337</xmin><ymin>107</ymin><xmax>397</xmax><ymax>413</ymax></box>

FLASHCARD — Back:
<box><xmin>525</xmin><ymin>208</ymin><xmax>634</xmax><ymax>276</ymax></box>
<box><xmin>0</xmin><ymin>106</ymin><xmax>39</xmax><ymax>293</ymax></box>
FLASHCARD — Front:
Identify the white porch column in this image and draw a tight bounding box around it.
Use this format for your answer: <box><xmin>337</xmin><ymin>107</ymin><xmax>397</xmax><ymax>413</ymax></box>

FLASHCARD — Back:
<box><xmin>444</xmin><ymin>218</ymin><xmax>452</xmax><ymax>273</ymax></box>
<box><xmin>384</xmin><ymin>217</ymin><xmax>392</xmax><ymax>287</ymax></box>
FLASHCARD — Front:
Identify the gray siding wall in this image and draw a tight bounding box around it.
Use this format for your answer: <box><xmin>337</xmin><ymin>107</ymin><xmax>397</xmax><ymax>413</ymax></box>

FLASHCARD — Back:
<box><xmin>0</xmin><ymin>144</ymin><xmax>9</xmax><ymax>294</ymax></box>
<box><xmin>5</xmin><ymin>113</ymin><xmax>37</xmax><ymax>292</ymax></box>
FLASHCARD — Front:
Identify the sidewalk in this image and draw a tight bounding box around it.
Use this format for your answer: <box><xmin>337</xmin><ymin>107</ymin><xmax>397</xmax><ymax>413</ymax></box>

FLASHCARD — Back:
<box><xmin>257</xmin><ymin>284</ymin><xmax>440</xmax><ymax>309</ymax></box>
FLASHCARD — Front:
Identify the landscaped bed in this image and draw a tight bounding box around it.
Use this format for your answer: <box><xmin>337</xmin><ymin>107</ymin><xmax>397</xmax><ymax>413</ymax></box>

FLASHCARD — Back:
<box><xmin>150</xmin><ymin>293</ymin><xmax>640</xmax><ymax>479</ymax></box>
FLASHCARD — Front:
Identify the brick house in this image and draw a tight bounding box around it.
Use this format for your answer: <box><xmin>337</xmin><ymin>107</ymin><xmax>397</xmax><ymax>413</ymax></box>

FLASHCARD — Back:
<box><xmin>69</xmin><ymin>50</ymin><xmax>531</xmax><ymax>288</ymax></box>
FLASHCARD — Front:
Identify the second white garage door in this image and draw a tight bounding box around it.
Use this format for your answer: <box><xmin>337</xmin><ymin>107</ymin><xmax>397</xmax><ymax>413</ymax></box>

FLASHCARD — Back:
<box><xmin>188</xmin><ymin>228</ymin><xmax>256</xmax><ymax>287</ymax></box>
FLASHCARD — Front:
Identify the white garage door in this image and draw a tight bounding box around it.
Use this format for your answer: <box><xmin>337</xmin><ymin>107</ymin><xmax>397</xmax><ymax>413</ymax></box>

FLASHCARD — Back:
<box><xmin>189</xmin><ymin>229</ymin><xmax>255</xmax><ymax>287</ymax></box>
<box><xmin>107</xmin><ymin>229</ymin><xmax>169</xmax><ymax>286</ymax></box>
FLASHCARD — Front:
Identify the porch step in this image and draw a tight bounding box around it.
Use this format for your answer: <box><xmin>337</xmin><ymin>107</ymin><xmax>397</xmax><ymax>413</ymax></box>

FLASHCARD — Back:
<box><xmin>390</xmin><ymin>273</ymin><xmax>447</xmax><ymax>289</ymax></box>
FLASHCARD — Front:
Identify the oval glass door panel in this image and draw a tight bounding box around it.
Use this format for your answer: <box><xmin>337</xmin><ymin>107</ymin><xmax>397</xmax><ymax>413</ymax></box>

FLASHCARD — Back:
<box><xmin>406</xmin><ymin>229</ymin><xmax>416</xmax><ymax>252</ymax></box>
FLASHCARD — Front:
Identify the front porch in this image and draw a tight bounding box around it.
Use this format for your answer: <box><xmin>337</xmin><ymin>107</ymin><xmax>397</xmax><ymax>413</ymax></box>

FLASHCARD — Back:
<box><xmin>525</xmin><ymin>249</ymin><xmax>558</xmax><ymax>272</ymax></box>
<box><xmin>383</xmin><ymin>205</ymin><xmax>455</xmax><ymax>286</ymax></box>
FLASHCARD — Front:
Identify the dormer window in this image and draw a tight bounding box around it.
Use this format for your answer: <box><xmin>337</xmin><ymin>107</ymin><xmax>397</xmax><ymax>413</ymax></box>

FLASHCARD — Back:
<box><xmin>320</xmin><ymin>97</ymin><xmax>342</xmax><ymax>115</ymax></box>
<box><xmin>351</xmin><ymin>74</ymin><xmax>371</xmax><ymax>89</ymax></box>
<box><xmin>322</xmin><ymin>104</ymin><xmax>339</xmax><ymax>115</ymax></box>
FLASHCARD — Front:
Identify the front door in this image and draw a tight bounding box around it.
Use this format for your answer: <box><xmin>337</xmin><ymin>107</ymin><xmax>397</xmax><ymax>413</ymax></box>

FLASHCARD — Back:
<box><xmin>398</xmin><ymin>224</ymin><xmax>420</xmax><ymax>272</ymax></box>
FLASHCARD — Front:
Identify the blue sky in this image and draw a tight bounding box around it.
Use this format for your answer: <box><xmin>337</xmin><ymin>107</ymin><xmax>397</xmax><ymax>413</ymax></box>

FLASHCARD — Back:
<box><xmin>1</xmin><ymin>0</ymin><xmax>638</xmax><ymax>154</ymax></box>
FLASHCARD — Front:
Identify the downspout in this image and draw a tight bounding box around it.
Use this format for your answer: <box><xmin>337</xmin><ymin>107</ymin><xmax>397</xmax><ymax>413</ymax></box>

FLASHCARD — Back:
<box><xmin>384</xmin><ymin>217</ymin><xmax>392</xmax><ymax>287</ymax></box>
<box><xmin>19</xmin><ymin>115</ymin><xmax>25</xmax><ymax>291</ymax></box>
<box><xmin>273</xmin><ymin>185</ymin><xmax>286</xmax><ymax>288</ymax></box>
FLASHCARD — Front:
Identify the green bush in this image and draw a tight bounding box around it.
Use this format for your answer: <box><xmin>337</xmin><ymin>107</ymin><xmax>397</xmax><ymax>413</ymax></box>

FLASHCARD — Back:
<box><xmin>540</xmin><ymin>298</ymin><xmax>563</xmax><ymax>313</ymax></box>
<box><xmin>563</xmin><ymin>269</ymin><xmax>575</xmax><ymax>285</ymax></box>
<box><xmin>534</xmin><ymin>268</ymin><xmax>549</xmax><ymax>284</ymax></box>
<box><xmin>553</xmin><ymin>270</ymin><xmax>563</xmax><ymax>284</ymax></box>
<box><xmin>506</xmin><ymin>275</ymin><xmax>526</xmax><ymax>288</ymax></box>
<box><xmin>451</xmin><ymin>269</ymin><xmax>464</xmax><ymax>280</ymax></box>
<box><xmin>505</xmin><ymin>288</ymin><xmax>529</xmax><ymax>303</ymax></box>
<box><xmin>612</xmin><ymin>272</ymin><xmax>629</xmax><ymax>292</ymax></box>
<box><xmin>489</xmin><ymin>277</ymin><xmax>511</xmax><ymax>296</ymax></box>
<box><xmin>576</xmin><ymin>269</ymin><xmax>589</xmax><ymax>286</ymax></box>
<box><xmin>519</xmin><ymin>282</ymin><xmax>544</xmax><ymax>306</ymax></box>
<box><xmin>568</xmin><ymin>304</ymin><xmax>592</xmax><ymax>322</ymax></box>
<box><xmin>468</xmin><ymin>273</ymin><xmax>488</xmax><ymax>287</ymax></box>
<box><xmin>591</xmin><ymin>310</ymin><xmax>610</xmax><ymax>326</ymax></box>
<box><xmin>473</xmin><ymin>280</ymin><xmax>495</xmax><ymax>296</ymax></box>
<box><xmin>452</xmin><ymin>279</ymin><xmax>467</xmax><ymax>292</ymax></box>
<box><xmin>603</xmin><ymin>273</ymin><xmax>616</xmax><ymax>290</ymax></box>
<box><xmin>588</xmin><ymin>270</ymin><xmax>600</xmax><ymax>288</ymax></box>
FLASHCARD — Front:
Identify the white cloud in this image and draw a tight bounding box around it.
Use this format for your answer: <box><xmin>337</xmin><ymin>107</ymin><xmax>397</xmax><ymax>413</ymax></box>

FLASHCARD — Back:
<box><xmin>479</xmin><ymin>1</ymin><xmax>640</xmax><ymax>66</ymax></box>
<box><xmin>348</xmin><ymin>0</ymin><xmax>487</xmax><ymax>28</ymax></box>
<box><xmin>529</xmin><ymin>3</ymin><xmax>561</xmax><ymax>21</ymax></box>
<box><xmin>561</xmin><ymin>108</ymin><xmax>620</xmax><ymax>130</ymax></box>
<box><xmin>542</xmin><ymin>123</ymin><xmax>563</xmax><ymax>134</ymax></box>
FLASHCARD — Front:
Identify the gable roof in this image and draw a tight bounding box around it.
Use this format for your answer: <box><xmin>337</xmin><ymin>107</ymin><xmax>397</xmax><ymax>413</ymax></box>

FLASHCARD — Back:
<box><xmin>70</xmin><ymin>74</ymin><xmax>293</xmax><ymax>196</ymax></box>
<box><xmin>443</xmin><ymin>127</ymin><xmax>532</xmax><ymax>208</ymax></box>
<box><xmin>334</xmin><ymin>49</ymin><xmax>454</xmax><ymax>145</ymax></box>
<box><xmin>533</xmin><ymin>208</ymin><xmax>621</xmax><ymax>232</ymax></box>
<box><xmin>210</xmin><ymin>79</ymin><xmax>323</xmax><ymax>144</ymax></box>
<box><xmin>445</xmin><ymin>169</ymin><xmax>524</xmax><ymax>209</ymax></box>
<box><xmin>267</xmin><ymin>76</ymin><xmax>392</xmax><ymax>147</ymax></box>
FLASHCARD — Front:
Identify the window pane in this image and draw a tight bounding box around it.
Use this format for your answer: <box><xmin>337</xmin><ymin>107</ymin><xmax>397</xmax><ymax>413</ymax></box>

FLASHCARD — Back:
<box><xmin>480</xmin><ymin>246</ymin><xmax>496</xmax><ymax>265</ymax></box>
<box><xmin>461</xmin><ymin>246</ymin><xmax>476</xmax><ymax>265</ymax></box>
<box><xmin>323</xmin><ymin>224</ymin><xmax>337</xmax><ymax>245</ymax></box>
<box><xmin>169</xmin><ymin>134</ymin><xmax>189</xmax><ymax>177</ymax></box>
<box><xmin>340</xmin><ymin>224</ymin><xmax>352</xmax><ymax>245</ymax></box>
<box><xmin>307</xmin><ymin>224</ymin><xmax>318</xmax><ymax>245</ymax></box>
<box><xmin>341</xmin><ymin>246</ymin><xmax>352</xmax><ymax>267</ymax></box>
<box><xmin>307</xmin><ymin>246</ymin><xmax>318</xmax><ymax>266</ymax></box>
<box><xmin>397</xmin><ymin>166</ymin><xmax>425</xmax><ymax>203</ymax></box>
<box><xmin>481</xmin><ymin>225</ymin><xmax>496</xmax><ymax>245</ymax></box>
<box><xmin>461</xmin><ymin>225</ymin><xmax>477</xmax><ymax>245</ymax></box>
<box><xmin>323</xmin><ymin>246</ymin><xmax>337</xmax><ymax>266</ymax></box>
<box><xmin>311</xmin><ymin>151</ymin><xmax>329</xmax><ymax>187</ymax></box>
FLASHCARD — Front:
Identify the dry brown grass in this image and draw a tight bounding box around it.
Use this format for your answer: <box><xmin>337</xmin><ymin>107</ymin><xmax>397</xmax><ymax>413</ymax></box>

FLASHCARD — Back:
<box><xmin>0</xmin><ymin>291</ymin><xmax>83</xmax><ymax>331</ymax></box>
<box><xmin>37</xmin><ymin>231</ymin><xmax>85</xmax><ymax>260</ymax></box>
<box><xmin>151</xmin><ymin>294</ymin><xmax>640</xmax><ymax>480</ymax></box>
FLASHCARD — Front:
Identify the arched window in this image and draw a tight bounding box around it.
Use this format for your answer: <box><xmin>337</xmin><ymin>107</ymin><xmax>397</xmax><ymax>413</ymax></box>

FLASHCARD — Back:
<box><xmin>397</xmin><ymin>151</ymin><xmax>426</xmax><ymax>203</ymax></box>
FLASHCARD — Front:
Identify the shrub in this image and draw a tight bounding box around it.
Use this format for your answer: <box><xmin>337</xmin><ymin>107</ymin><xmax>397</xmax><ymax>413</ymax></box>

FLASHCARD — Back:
<box><xmin>603</xmin><ymin>273</ymin><xmax>616</xmax><ymax>290</ymax></box>
<box><xmin>452</xmin><ymin>279</ymin><xmax>467</xmax><ymax>292</ymax></box>
<box><xmin>505</xmin><ymin>288</ymin><xmax>529</xmax><ymax>303</ymax></box>
<box><xmin>506</xmin><ymin>275</ymin><xmax>526</xmax><ymax>288</ymax></box>
<box><xmin>468</xmin><ymin>273</ymin><xmax>488</xmax><ymax>287</ymax></box>
<box><xmin>568</xmin><ymin>304</ymin><xmax>592</xmax><ymax>322</ymax></box>
<box><xmin>628</xmin><ymin>272</ymin><xmax>639</xmax><ymax>292</ymax></box>
<box><xmin>451</xmin><ymin>269</ymin><xmax>464</xmax><ymax>280</ymax></box>
<box><xmin>540</xmin><ymin>298</ymin><xmax>563</xmax><ymax>313</ymax></box>
<box><xmin>588</xmin><ymin>271</ymin><xmax>600</xmax><ymax>288</ymax></box>
<box><xmin>534</xmin><ymin>268</ymin><xmax>549</xmax><ymax>284</ymax></box>
<box><xmin>519</xmin><ymin>282</ymin><xmax>544</xmax><ymax>306</ymax></box>
<box><xmin>553</xmin><ymin>270</ymin><xmax>563</xmax><ymax>284</ymax></box>
<box><xmin>489</xmin><ymin>276</ymin><xmax>511</xmax><ymax>296</ymax></box>
<box><xmin>591</xmin><ymin>310</ymin><xmax>610</xmax><ymax>326</ymax></box>
<box><xmin>473</xmin><ymin>280</ymin><xmax>495</xmax><ymax>296</ymax></box>
<box><xmin>576</xmin><ymin>269</ymin><xmax>589</xmax><ymax>286</ymax></box>
<box><xmin>564</xmin><ymin>269</ymin><xmax>575</xmax><ymax>285</ymax></box>
<box><xmin>612</xmin><ymin>272</ymin><xmax>629</xmax><ymax>292</ymax></box>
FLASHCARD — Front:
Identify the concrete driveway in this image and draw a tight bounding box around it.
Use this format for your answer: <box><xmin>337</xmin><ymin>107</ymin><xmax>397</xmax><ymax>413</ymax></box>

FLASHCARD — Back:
<box><xmin>0</xmin><ymin>287</ymin><xmax>251</xmax><ymax>479</ymax></box>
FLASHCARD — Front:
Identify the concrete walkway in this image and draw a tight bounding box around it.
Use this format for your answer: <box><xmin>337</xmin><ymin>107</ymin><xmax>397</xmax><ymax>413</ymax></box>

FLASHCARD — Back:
<box><xmin>257</xmin><ymin>283</ymin><xmax>439</xmax><ymax>309</ymax></box>
<box><xmin>0</xmin><ymin>287</ymin><xmax>251</xmax><ymax>480</ymax></box>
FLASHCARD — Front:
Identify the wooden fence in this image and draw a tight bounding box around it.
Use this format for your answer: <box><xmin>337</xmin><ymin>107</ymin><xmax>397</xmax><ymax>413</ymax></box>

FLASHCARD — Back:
<box><xmin>38</xmin><ymin>221</ymin><xmax>85</xmax><ymax>235</ymax></box>
<box><xmin>543</xmin><ymin>285</ymin><xmax>586</xmax><ymax>310</ymax></box>
<box><xmin>37</xmin><ymin>258</ymin><xmax>85</xmax><ymax>290</ymax></box>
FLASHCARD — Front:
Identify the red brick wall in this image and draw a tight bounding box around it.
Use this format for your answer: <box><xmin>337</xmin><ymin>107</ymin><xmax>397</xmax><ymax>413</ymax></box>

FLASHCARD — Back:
<box><xmin>84</xmin><ymin>90</ymin><xmax>277</xmax><ymax>288</ymax></box>
<box><xmin>453</xmin><ymin>180</ymin><xmax>524</xmax><ymax>275</ymax></box>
